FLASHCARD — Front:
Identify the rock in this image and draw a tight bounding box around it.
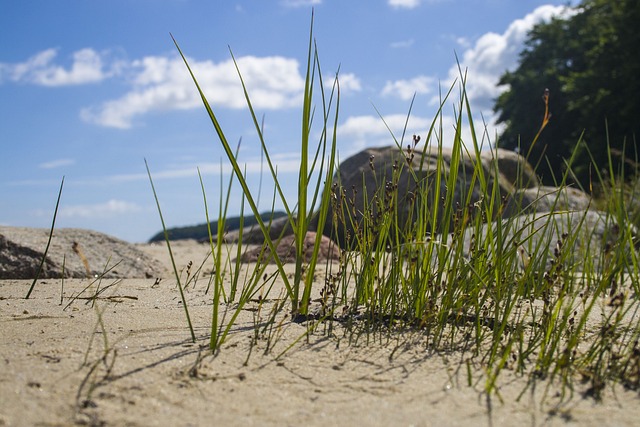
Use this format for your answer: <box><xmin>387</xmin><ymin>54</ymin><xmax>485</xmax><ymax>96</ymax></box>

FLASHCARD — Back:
<box><xmin>480</xmin><ymin>148</ymin><xmax>538</xmax><ymax>190</ymax></box>
<box><xmin>0</xmin><ymin>226</ymin><xmax>165</xmax><ymax>279</ymax></box>
<box><xmin>321</xmin><ymin>145</ymin><xmax>593</xmax><ymax>248</ymax></box>
<box><xmin>322</xmin><ymin>145</ymin><xmax>535</xmax><ymax>247</ymax></box>
<box><xmin>510</xmin><ymin>185</ymin><xmax>592</xmax><ymax>214</ymax></box>
<box><xmin>238</xmin><ymin>231</ymin><xmax>341</xmax><ymax>264</ymax></box>
<box><xmin>455</xmin><ymin>209</ymin><xmax>634</xmax><ymax>271</ymax></box>
<box><xmin>397</xmin><ymin>210</ymin><xmax>634</xmax><ymax>273</ymax></box>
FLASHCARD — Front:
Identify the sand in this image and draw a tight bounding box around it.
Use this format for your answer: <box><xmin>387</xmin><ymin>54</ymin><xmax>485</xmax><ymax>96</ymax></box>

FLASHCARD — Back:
<box><xmin>1</xmin><ymin>240</ymin><xmax>639</xmax><ymax>426</ymax></box>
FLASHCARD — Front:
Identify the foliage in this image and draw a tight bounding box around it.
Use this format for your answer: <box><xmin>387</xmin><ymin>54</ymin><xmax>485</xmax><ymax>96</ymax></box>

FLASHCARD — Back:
<box><xmin>494</xmin><ymin>0</ymin><xmax>640</xmax><ymax>188</ymax></box>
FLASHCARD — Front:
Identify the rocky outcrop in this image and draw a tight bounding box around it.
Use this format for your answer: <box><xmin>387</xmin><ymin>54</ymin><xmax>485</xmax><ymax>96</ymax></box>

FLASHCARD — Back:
<box><xmin>0</xmin><ymin>227</ymin><xmax>165</xmax><ymax>279</ymax></box>
<box><xmin>321</xmin><ymin>145</ymin><xmax>592</xmax><ymax>248</ymax></box>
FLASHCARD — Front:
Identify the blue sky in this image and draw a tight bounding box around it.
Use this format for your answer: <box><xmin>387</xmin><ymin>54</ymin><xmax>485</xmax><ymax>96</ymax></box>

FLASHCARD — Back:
<box><xmin>1</xmin><ymin>0</ymin><xmax>576</xmax><ymax>243</ymax></box>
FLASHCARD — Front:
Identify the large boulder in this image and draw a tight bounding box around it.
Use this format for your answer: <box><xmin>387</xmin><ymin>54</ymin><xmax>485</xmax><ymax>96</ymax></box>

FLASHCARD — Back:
<box><xmin>0</xmin><ymin>226</ymin><xmax>165</xmax><ymax>279</ymax></box>
<box><xmin>396</xmin><ymin>209</ymin><xmax>635</xmax><ymax>273</ymax></box>
<box><xmin>482</xmin><ymin>148</ymin><xmax>538</xmax><ymax>190</ymax></box>
<box><xmin>458</xmin><ymin>210</ymin><xmax>632</xmax><ymax>272</ymax></box>
<box><xmin>321</xmin><ymin>145</ymin><xmax>591</xmax><ymax>248</ymax></box>
<box><xmin>510</xmin><ymin>185</ymin><xmax>592</xmax><ymax>214</ymax></box>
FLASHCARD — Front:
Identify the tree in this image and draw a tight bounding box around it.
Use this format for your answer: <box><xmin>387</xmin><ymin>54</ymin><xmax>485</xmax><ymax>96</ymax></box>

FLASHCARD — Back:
<box><xmin>494</xmin><ymin>0</ymin><xmax>640</xmax><ymax>188</ymax></box>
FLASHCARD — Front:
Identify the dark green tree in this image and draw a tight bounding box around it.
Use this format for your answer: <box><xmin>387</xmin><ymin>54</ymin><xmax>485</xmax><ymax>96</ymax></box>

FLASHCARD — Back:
<box><xmin>494</xmin><ymin>0</ymin><xmax>640</xmax><ymax>188</ymax></box>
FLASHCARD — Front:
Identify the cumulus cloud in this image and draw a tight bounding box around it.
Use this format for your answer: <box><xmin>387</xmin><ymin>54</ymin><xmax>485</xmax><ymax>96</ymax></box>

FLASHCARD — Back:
<box><xmin>338</xmin><ymin>111</ymin><xmax>497</xmax><ymax>154</ymax></box>
<box><xmin>336</xmin><ymin>114</ymin><xmax>432</xmax><ymax>153</ymax></box>
<box><xmin>2</xmin><ymin>45</ymin><xmax>360</xmax><ymax>129</ymax></box>
<box><xmin>438</xmin><ymin>4</ymin><xmax>574</xmax><ymax>113</ymax></box>
<box><xmin>381</xmin><ymin>76</ymin><xmax>434</xmax><ymax>100</ymax></box>
<box><xmin>336</xmin><ymin>73</ymin><xmax>362</xmax><ymax>92</ymax></box>
<box><xmin>353</xmin><ymin>4</ymin><xmax>573</xmax><ymax>154</ymax></box>
<box><xmin>0</xmin><ymin>48</ymin><xmax>118</xmax><ymax>86</ymax></box>
<box><xmin>58</xmin><ymin>199</ymin><xmax>141</xmax><ymax>218</ymax></box>
<box><xmin>81</xmin><ymin>55</ymin><xmax>307</xmax><ymax>129</ymax></box>
<box><xmin>382</xmin><ymin>5</ymin><xmax>565</xmax><ymax>103</ymax></box>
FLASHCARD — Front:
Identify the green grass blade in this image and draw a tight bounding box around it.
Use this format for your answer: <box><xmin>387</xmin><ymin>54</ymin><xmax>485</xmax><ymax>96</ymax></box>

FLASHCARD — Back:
<box><xmin>171</xmin><ymin>34</ymin><xmax>295</xmax><ymax>306</ymax></box>
<box><xmin>145</xmin><ymin>159</ymin><xmax>196</xmax><ymax>343</ymax></box>
<box><xmin>26</xmin><ymin>176</ymin><xmax>64</xmax><ymax>299</ymax></box>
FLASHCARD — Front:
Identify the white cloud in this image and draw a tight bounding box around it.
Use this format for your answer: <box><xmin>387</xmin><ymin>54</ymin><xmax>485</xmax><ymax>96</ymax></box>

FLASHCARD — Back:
<box><xmin>337</xmin><ymin>114</ymin><xmax>432</xmax><ymax>153</ymax></box>
<box><xmin>281</xmin><ymin>0</ymin><xmax>321</xmax><ymax>7</ymax></box>
<box><xmin>320</xmin><ymin>72</ymin><xmax>361</xmax><ymax>95</ymax></box>
<box><xmin>337</xmin><ymin>112</ymin><xmax>498</xmax><ymax>155</ymax></box>
<box><xmin>38</xmin><ymin>158</ymin><xmax>75</xmax><ymax>169</ymax></box>
<box><xmin>81</xmin><ymin>54</ymin><xmax>307</xmax><ymax>129</ymax></box>
<box><xmin>455</xmin><ymin>37</ymin><xmax>471</xmax><ymax>49</ymax></box>
<box><xmin>0</xmin><ymin>48</ymin><xmax>118</xmax><ymax>86</ymax></box>
<box><xmin>388</xmin><ymin>0</ymin><xmax>421</xmax><ymax>9</ymax></box>
<box><xmin>113</xmin><ymin>153</ymin><xmax>303</xmax><ymax>182</ymax></box>
<box><xmin>390</xmin><ymin>39</ymin><xmax>415</xmax><ymax>49</ymax></box>
<box><xmin>337</xmin><ymin>73</ymin><xmax>362</xmax><ymax>92</ymax></box>
<box><xmin>381</xmin><ymin>76</ymin><xmax>434</xmax><ymax>100</ymax></box>
<box><xmin>57</xmin><ymin>199</ymin><xmax>142</xmax><ymax>218</ymax></box>
<box><xmin>438</xmin><ymin>4</ymin><xmax>574</xmax><ymax>113</ymax></box>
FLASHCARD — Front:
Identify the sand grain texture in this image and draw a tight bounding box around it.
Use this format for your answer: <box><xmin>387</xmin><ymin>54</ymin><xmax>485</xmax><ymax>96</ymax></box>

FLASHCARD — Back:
<box><xmin>1</xmin><ymin>240</ymin><xmax>639</xmax><ymax>426</ymax></box>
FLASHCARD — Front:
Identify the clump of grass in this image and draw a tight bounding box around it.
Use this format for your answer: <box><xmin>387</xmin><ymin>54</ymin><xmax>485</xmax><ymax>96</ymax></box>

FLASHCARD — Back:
<box><xmin>153</xmin><ymin>16</ymin><xmax>640</xmax><ymax>401</ymax></box>
<box><xmin>171</xmin><ymin>12</ymin><xmax>338</xmax><ymax>322</ymax></box>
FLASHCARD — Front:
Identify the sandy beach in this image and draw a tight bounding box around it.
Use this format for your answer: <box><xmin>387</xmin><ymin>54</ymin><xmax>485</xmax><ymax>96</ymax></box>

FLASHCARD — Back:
<box><xmin>2</xmin><ymin>239</ymin><xmax>639</xmax><ymax>426</ymax></box>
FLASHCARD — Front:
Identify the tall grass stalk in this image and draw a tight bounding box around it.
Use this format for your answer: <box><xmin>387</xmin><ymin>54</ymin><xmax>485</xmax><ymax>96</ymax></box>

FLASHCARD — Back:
<box><xmin>25</xmin><ymin>176</ymin><xmax>64</xmax><ymax>299</ymax></box>
<box><xmin>198</xmin><ymin>167</ymin><xmax>222</xmax><ymax>350</ymax></box>
<box><xmin>146</xmin><ymin>160</ymin><xmax>196</xmax><ymax>342</ymax></box>
<box><xmin>172</xmin><ymin>13</ymin><xmax>338</xmax><ymax>317</ymax></box>
<box><xmin>200</xmin><ymin>140</ymin><xmax>243</xmax><ymax>350</ymax></box>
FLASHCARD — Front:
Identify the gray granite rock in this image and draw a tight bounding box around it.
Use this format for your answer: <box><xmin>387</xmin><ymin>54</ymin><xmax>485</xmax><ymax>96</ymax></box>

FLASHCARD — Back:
<box><xmin>441</xmin><ymin>210</ymin><xmax>634</xmax><ymax>272</ymax></box>
<box><xmin>510</xmin><ymin>185</ymin><xmax>592</xmax><ymax>214</ymax></box>
<box><xmin>321</xmin><ymin>145</ymin><xmax>593</xmax><ymax>248</ymax></box>
<box><xmin>0</xmin><ymin>226</ymin><xmax>164</xmax><ymax>279</ymax></box>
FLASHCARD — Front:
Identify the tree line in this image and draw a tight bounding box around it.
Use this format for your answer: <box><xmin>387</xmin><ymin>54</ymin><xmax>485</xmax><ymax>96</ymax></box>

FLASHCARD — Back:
<box><xmin>494</xmin><ymin>0</ymin><xmax>639</xmax><ymax>190</ymax></box>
